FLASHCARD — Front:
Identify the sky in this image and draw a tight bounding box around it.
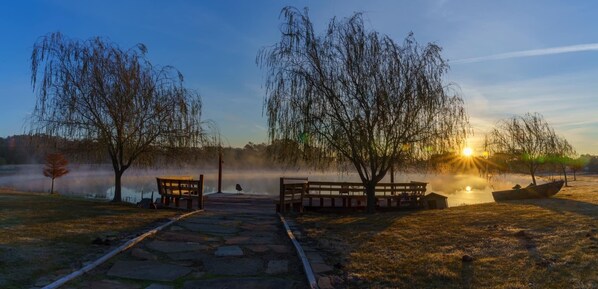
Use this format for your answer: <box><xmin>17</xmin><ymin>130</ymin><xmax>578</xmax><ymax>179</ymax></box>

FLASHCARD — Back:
<box><xmin>1</xmin><ymin>0</ymin><xmax>597</xmax><ymax>154</ymax></box>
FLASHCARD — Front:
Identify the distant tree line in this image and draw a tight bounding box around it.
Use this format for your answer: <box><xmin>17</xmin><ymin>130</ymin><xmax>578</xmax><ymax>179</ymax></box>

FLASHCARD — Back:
<box><xmin>0</xmin><ymin>135</ymin><xmax>309</xmax><ymax>170</ymax></box>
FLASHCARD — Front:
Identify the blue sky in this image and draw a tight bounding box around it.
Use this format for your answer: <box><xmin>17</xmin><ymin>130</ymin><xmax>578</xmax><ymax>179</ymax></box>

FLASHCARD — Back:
<box><xmin>1</xmin><ymin>0</ymin><xmax>597</xmax><ymax>154</ymax></box>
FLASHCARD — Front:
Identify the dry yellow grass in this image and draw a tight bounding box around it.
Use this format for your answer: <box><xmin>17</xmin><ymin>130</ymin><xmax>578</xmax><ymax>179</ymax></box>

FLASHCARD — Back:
<box><xmin>0</xmin><ymin>190</ymin><xmax>180</xmax><ymax>289</ymax></box>
<box><xmin>297</xmin><ymin>175</ymin><xmax>598</xmax><ymax>289</ymax></box>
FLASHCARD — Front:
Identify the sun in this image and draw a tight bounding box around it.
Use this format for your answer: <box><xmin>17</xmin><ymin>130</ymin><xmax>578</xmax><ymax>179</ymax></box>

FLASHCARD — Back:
<box><xmin>462</xmin><ymin>147</ymin><xmax>473</xmax><ymax>157</ymax></box>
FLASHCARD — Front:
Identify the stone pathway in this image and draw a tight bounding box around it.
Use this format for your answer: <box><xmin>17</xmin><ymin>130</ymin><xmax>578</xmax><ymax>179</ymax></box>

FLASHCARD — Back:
<box><xmin>61</xmin><ymin>194</ymin><xmax>308</xmax><ymax>289</ymax></box>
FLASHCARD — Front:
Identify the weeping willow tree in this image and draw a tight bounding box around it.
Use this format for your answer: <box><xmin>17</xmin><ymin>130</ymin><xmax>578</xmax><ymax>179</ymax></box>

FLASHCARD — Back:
<box><xmin>257</xmin><ymin>7</ymin><xmax>469</xmax><ymax>213</ymax></box>
<box><xmin>490</xmin><ymin>112</ymin><xmax>558</xmax><ymax>185</ymax></box>
<box><xmin>30</xmin><ymin>32</ymin><xmax>210</xmax><ymax>202</ymax></box>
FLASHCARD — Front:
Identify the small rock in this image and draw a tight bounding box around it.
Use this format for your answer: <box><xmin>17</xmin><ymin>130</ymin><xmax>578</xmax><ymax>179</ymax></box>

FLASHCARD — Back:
<box><xmin>462</xmin><ymin>255</ymin><xmax>474</xmax><ymax>262</ymax></box>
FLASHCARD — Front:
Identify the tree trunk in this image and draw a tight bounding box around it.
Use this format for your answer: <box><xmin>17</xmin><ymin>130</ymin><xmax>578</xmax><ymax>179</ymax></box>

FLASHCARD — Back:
<box><xmin>50</xmin><ymin>178</ymin><xmax>55</xmax><ymax>194</ymax></box>
<box><xmin>365</xmin><ymin>182</ymin><xmax>376</xmax><ymax>214</ymax></box>
<box><xmin>573</xmin><ymin>170</ymin><xmax>577</xmax><ymax>181</ymax></box>
<box><xmin>112</xmin><ymin>170</ymin><xmax>124</xmax><ymax>202</ymax></box>
<box><xmin>562</xmin><ymin>164</ymin><xmax>568</xmax><ymax>186</ymax></box>
<box><xmin>530</xmin><ymin>166</ymin><xmax>537</xmax><ymax>185</ymax></box>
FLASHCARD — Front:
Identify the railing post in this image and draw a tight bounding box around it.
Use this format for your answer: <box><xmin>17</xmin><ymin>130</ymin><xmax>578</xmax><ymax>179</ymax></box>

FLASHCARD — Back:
<box><xmin>279</xmin><ymin>177</ymin><xmax>285</xmax><ymax>214</ymax></box>
<box><xmin>300</xmin><ymin>181</ymin><xmax>307</xmax><ymax>213</ymax></box>
<box><xmin>199</xmin><ymin>175</ymin><xmax>204</xmax><ymax>210</ymax></box>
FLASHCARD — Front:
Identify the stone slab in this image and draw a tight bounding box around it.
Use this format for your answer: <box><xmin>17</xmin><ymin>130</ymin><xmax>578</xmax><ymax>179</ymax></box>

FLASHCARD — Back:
<box><xmin>146</xmin><ymin>240</ymin><xmax>207</xmax><ymax>253</ymax></box>
<box><xmin>266</xmin><ymin>260</ymin><xmax>289</xmax><ymax>274</ymax></box>
<box><xmin>131</xmin><ymin>248</ymin><xmax>158</xmax><ymax>261</ymax></box>
<box><xmin>183</xmin><ymin>217</ymin><xmax>226</xmax><ymax>224</ymax></box>
<box><xmin>146</xmin><ymin>284</ymin><xmax>174</xmax><ymax>289</ymax></box>
<box><xmin>84</xmin><ymin>279</ymin><xmax>139</xmax><ymax>289</ymax></box>
<box><xmin>167</xmin><ymin>251</ymin><xmax>207</xmax><ymax>261</ymax></box>
<box><xmin>225</xmin><ymin>236</ymin><xmax>274</xmax><ymax>245</ymax></box>
<box><xmin>183</xmin><ymin>278</ymin><xmax>295</xmax><ymax>289</ymax></box>
<box><xmin>205</xmin><ymin>258</ymin><xmax>262</xmax><ymax>275</ymax></box>
<box><xmin>269</xmin><ymin>245</ymin><xmax>291</xmax><ymax>254</ymax></box>
<box><xmin>240</xmin><ymin>224</ymin><xmax>278</xmax><ymax>231</ymax></box>
<box><xmin>178</xmin><ymin>222</ymin><xmax>239</xmax><ymax>235</ymax></box>
<box><xmin>214</xmin><ymin>246</ymin><xmax>243</xmax><ymax>256</ymax></box>
<box><xmin>160</xmin><ymin>231</ymin><xmax>220</xmax><ymax>243</ymax></box>
<box><xmin>107</xmin><ymin>260</ymin><xmax>191</xmax><ymax>281</ymax></box>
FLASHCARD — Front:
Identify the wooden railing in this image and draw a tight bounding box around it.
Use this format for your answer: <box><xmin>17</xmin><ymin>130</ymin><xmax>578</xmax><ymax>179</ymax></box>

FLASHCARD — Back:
<box><xmin>278</xmin><ymin>178</ymin><xmax>427</xmax><ymax>212</ymax></box>
<box><xmin>156</xmin><ymin>176</ymin><xmax>204</xmax><ymax>210</ymax></box>
<box><xmin>277</xmin><ymin>177</ymin><xmax>308</xmax><ymax>213</ymax></box>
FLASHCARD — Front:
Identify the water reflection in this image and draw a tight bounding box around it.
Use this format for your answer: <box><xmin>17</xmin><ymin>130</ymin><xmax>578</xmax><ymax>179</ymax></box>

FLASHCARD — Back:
<box><xmin>0</xmin><ymin>164</ymin><xmax>539</xmax><ymax>207</ymax></box>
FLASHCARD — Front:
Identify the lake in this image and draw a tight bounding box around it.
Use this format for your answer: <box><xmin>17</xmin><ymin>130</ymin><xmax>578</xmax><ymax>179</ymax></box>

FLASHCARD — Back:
<box><xmin>0</xmin><ymin>164</ymin><xmax>537</xmax><ymax>207</ymax></box>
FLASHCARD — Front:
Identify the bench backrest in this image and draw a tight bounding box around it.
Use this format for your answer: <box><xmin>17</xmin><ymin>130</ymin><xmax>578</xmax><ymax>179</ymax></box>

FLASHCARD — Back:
<box><xmin>156</xmin><ymin>176</ymin><xmax>204</xmax><ymax>197</ymax></box>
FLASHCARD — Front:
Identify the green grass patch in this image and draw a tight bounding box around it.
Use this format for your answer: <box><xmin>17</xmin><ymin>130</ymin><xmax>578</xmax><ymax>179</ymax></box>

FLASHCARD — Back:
<box><xmin>0</xmin><ymin>189</ymin><xmax>180</xmax><ymax>289</ymax></box>
<box><xmin>296</xmin><ymin>176</ymin><xmax>598</xmax><ymax>288</ymax></box>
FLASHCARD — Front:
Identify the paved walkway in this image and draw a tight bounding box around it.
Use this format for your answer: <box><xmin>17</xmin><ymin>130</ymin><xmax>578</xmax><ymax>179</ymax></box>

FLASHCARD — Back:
<box><xmin>64</xmin><ymin>194</ymin><xmax>308</xmax><ymax>289</ymax></box>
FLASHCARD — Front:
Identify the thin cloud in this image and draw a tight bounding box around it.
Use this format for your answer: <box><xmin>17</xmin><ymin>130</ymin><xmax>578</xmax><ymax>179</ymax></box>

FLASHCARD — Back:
<box><xmin>452</xmin><ymin>43</ymin><xmax>598</xmax><ymax>64</ymax></box>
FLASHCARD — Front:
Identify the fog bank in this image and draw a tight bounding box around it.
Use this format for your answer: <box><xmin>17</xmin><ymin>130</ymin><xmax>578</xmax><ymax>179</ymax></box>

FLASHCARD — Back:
<box><xmin>0</xmin><ymin>164</ymin><xmax>539</xmax><ymax>207</ymax></box>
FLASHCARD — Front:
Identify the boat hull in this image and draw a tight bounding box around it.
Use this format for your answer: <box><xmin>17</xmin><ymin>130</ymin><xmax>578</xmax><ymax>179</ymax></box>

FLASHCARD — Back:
<box><xmin>492</xmin><ymin>180</ymin><xmax>564</xmax><ymax>202</ymax></box>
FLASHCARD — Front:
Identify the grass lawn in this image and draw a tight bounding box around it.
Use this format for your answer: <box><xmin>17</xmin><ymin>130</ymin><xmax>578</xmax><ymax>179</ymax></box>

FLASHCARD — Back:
<box><xmin>0</xmin><ymin>190</ymin><xmax>180</xmax><ymax>289</ymax></box>
<box><xmin>296</xmin><ymin>176</ymin><xmax>598</xmax><ymax>289</ymax></box>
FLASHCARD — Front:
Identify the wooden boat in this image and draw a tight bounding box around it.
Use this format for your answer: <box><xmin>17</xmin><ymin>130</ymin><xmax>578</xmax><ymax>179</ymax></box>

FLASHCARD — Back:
<box><xmin>492</xmin><ymin>180</ymin><xmax>564</xmax><ymax>202</ymax></box>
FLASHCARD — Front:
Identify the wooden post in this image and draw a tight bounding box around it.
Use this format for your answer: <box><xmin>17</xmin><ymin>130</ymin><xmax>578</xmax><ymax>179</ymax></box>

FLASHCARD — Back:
<box><xmin>279</xmin><ymin>177</ymin><xmax>285</xmax><ymax>213</ymax></box>
<box><xmin>217</xmin><ymin>149</ymin><xmax>223</xmax><ymax>193</ymax></box>
<box><xmin>199</xmin><ymin>174</ymin><xmax>204</xmax><ymax>210</ymax></box>
<box><xmin>390</xmin><ymin>164</ymin><xmax>395</xmax><ymax>195</ymax></box>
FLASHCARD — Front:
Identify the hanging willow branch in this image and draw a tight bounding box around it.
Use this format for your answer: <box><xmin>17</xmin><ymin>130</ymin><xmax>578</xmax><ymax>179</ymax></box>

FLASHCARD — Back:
<box><xmin>257</xmin><ymin>7</ymin><xmax>469</xmax><ymax>212</ymax></box>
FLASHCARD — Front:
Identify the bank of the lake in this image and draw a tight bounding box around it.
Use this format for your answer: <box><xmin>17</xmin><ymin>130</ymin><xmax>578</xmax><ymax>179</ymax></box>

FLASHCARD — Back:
<box><xmin>295</xmin><ymin>175</ymin><xmax>598</xmax><ymax>288</ymax></box>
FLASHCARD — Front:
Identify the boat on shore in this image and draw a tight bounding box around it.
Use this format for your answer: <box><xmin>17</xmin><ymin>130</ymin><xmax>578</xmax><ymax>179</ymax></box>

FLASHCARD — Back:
<box><xmin>492</xmin><ymin>180</ymin><xmax>565</xmax><ymax>202</ymax></box>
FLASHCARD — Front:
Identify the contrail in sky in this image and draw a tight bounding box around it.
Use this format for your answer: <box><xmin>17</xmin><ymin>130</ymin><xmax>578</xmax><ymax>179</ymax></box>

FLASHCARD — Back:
<box><xmin>452</xmin><ymin>43</ymin><xmax>598</xmax><ymax>64</ymax></box>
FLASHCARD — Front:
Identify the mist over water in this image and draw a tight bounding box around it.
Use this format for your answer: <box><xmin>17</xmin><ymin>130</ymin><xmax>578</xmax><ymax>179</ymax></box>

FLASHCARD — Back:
<box><xmin>0</xmin><ymin>164</ymin><xmax>537</xmax><ymax>207</ymax></box>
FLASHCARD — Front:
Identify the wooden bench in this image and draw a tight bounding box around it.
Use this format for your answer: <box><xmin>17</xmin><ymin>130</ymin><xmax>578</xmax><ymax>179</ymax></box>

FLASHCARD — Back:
<box><xmin>156</xmin><ymin>176</ymin><xmax>204</xmax><ymax>210</ymax></box>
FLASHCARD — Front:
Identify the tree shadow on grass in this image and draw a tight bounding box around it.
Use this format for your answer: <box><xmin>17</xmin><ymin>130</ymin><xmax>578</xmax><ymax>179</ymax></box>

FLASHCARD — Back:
<box><xmin>510</xmin><ymin>197</ymin><xmax>598</xmax><ymax>220</ymax></box>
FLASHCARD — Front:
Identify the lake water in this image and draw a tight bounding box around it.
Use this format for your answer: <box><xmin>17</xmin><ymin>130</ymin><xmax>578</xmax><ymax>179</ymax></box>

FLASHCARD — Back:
<box><xmin>0</xmin><ymin>164</ymin><xmax>536</xmax><ymax>207</ymax></box>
